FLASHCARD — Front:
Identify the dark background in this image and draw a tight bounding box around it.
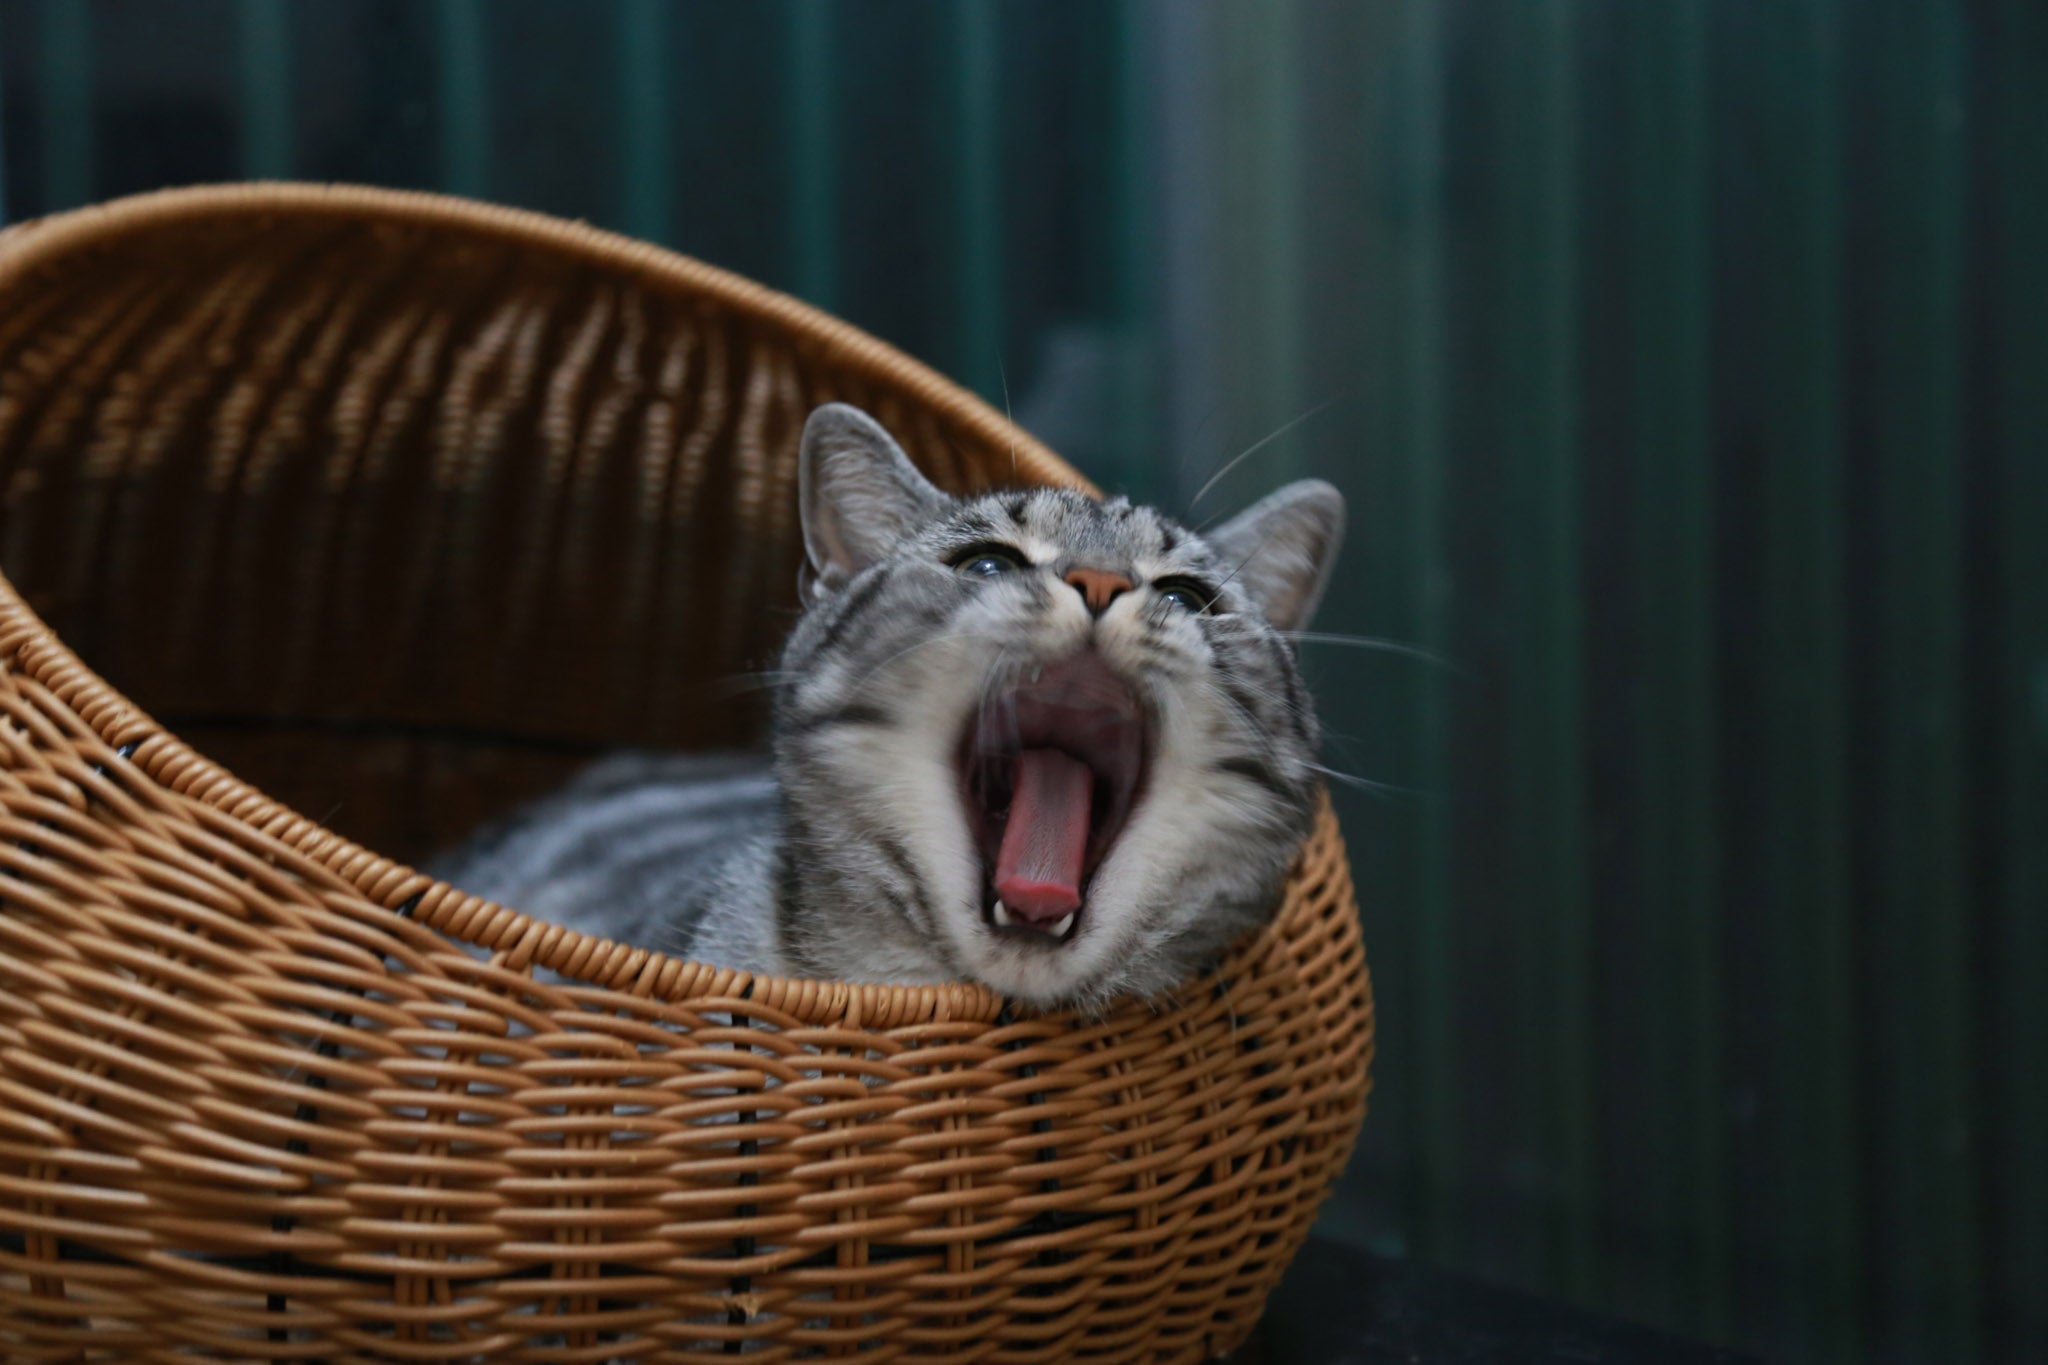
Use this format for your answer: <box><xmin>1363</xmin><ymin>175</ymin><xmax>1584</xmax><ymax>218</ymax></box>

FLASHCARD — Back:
<box><xmin>3</xmin><ymin>3</ymin><xmax>2042</xmax><ymax>1362</ymax></box>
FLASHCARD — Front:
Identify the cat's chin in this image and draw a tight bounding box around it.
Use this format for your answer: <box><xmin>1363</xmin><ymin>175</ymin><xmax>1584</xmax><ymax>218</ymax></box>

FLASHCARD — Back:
<box><xmin>953</xmin><ymin>649</ymin><xmax>1152</xmax><ymax>962</ymax></box>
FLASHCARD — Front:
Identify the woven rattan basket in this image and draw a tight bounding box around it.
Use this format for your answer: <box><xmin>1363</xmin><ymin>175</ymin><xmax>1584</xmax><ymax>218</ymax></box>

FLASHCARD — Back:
<box><xmin>0</xmin><ymin>185</ymin><xmax>1371</xmax><ymax>1363</ymax></box>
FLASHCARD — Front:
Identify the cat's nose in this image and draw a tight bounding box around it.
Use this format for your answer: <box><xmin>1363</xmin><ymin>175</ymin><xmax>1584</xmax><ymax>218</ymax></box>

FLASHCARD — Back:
<box><xmin>1063</xmin><ymin>566</ymin><xmax>1133</xmax><ymax>616</ymax></box>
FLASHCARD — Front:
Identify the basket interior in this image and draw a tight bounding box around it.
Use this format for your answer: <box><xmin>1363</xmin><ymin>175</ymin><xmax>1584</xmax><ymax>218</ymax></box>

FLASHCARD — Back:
<box><xmin>0</xmin><ymin>196</ymin><xmax>1062</xmax><ymax>867</ymax></box>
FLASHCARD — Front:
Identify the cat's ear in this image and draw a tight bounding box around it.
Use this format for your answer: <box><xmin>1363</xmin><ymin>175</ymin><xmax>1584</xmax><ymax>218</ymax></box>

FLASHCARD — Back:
<box><xmin>799</xmin><ymin>403</ymin><xmax>946</xmax><ymax>586</ymax></box>
<box><xmin>1205</xmin><ymin>479</ymin><xmax>1346</xmax><ymax>633</ymax></box>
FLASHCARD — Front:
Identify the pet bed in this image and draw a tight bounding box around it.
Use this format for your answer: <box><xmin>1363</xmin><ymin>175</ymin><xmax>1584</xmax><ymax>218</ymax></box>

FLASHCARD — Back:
<box><xmin>0</xmin><ymin>184</ymin><xmax>1371</xmax><ymax>1362</ymax></box>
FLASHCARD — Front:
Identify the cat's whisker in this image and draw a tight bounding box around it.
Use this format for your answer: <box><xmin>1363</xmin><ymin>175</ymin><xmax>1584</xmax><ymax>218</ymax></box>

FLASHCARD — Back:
<box><xmin>998</xmin><ymin>357</ymin><xmax>1018</xmax><ymax>482</ymax></box>
<box><xmin>1184</xmin><ymin>400</ymin><xmax>1332</xmax><ymax>516</ymax></box>
<box><xmin>1209</xmin><ymin>539</ymin><xmax>1271</xmax><ymax>602</ymax></box>
<box><xmin>710</xmin><ymin>670</ymin><xmax>802</xmax><ymax>700</ymax></box>
<box><xmin>1209</xmin><ymin>671</ymin><xmax>1380</xmax><ymax>779</ymax></box>
<box><xmin>1276</xmin><ymin>631</ymin><xmax>1454</xmax><ymax>670</ymax></box>
<box><xmin>1306</xmin><ymin>761</ymin><xmax>1411</xmax><ymax>801</ymax></box>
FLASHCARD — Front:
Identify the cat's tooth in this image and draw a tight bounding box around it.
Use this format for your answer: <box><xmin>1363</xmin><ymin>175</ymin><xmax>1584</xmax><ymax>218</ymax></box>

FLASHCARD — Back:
<box><xmin>992</xmin><ymin>900</ymin><xmax>1013</xmax><ymax>928</ymax></box>
<box><xmin>1052</xmin><ymin>913</ymin><xmax>1075</xmax><ymax>938</ymax></box>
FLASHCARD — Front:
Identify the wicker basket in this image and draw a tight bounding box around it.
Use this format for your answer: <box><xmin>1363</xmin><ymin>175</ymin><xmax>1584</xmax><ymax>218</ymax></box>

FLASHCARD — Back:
<box><xmin>0</xmin><ymin>185</ymin><xmax>1371</xmax><ymax>1363</ymax></box>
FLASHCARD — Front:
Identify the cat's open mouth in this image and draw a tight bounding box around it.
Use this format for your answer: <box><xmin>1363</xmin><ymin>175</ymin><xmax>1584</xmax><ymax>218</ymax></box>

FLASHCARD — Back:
<box><xmin>958</xmin><ymin>650</ymin><xmax>1149</xmax><ymax>946</ymax></box>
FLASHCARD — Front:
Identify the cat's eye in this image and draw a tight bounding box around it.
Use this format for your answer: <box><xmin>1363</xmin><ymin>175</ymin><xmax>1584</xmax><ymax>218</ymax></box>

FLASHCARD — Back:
<box><xmin>951</xmin><ymin>544</ymin><xmax>1027</xmax><ymax>578</ymax></box>
<box><xmin>1154</xmin><ymin>578</ymin><xmax>1213</xmax><ymax>613</ymax></box>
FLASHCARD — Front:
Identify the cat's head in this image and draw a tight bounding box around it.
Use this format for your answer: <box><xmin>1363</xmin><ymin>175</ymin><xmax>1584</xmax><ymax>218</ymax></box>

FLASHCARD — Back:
<box><xmin>771</xmin><ymin>403</ymin><xmax>1342</xmax><ymax>1009</ymax></box>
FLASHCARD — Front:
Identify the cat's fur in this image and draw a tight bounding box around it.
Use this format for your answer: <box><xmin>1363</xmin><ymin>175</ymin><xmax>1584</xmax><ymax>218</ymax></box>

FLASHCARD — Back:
<box><xmin>432</xmin><ymin>404</ymin><xmax>1343</xmax><ymax>1010</ymax></box>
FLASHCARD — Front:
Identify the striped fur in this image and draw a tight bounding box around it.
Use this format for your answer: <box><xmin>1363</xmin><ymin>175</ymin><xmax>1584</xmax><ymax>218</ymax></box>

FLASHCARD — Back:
<box><xmin>432</xmin><ymin>405</ymin><xmax>1343</xmax><ymax>1009</ymax></box>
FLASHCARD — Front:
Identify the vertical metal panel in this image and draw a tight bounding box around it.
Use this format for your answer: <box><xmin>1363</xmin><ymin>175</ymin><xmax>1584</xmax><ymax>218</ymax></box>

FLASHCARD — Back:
<box><xmin>787</xmin><ymin>0</ymin><xmax>836</xmax><ymax>310</ymax></box>
<box><xmin>1298</xmin><ymin>0</ymin><xmax>1396</xmax><ymax>1256</ymax></box>
<box><xmin>949</xmin><ymin>0</ymin><xmax>1000</xmax><ymax>405</ymax></box>
<box><xmin>617</xmin><ymin>0</ymin><xmax>674</xmax><ymax>245</ymax></box>
<box><xmin>1711</xmin><ymin>2</ymin><xmax>1859</xmax><ymax>1358</ymax></box>
<box><xmin>1851</xmin><ymin>3</ymin><xmax>1978</xmax><ymax>1359</ymax></box>
<box><xmin>1489</xmin><ymin>0</ymin><xmax>1595</xmax><ymax>1302</ymax></box>
<box><xmin>236</xmin><ymin>0</ymin><xmax>293</xmax><ymax>179</ymax></box>
<box><xmin>1154</xmin><ymin>0</ymin><xmax>1225</xmax><ymax>501</ymax></box>
<box><xmin>1617</xmin><ymin>0</ymin><xmax>1727</xmax><ymax>1338</ymax></box>
<box><xmin>436</xmin><ymin>0</ymin><xmax>489</xmax><ymax>198</ymax></box>
<box><xmin>1386</xmin><ymin>0</ymin><xmax>1456</xmax><ymax>1268</ymax></box>
<box><xmin>1984</xmin><ymin>9</ymin><xmax>2048</xmax><ymax>1361</ymax></box>
<box><xmin>37</xmin><ymin>0</ymin><xmax>91</xmax><ymax>211</ymax></box>
<box><xmin>1213</xmin><ymin>0</ymin><xmax>1303</xmax><ymax>484</ymax></box>
<box><xmin>1104</xmin><ymin>0</ymin><xmax>1153</xmax><ymax>501</ymax></box>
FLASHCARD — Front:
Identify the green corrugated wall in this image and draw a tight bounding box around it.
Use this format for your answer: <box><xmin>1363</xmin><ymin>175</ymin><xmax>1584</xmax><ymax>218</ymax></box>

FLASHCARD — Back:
<box><xmin>1</xmin><ymin>2</ymin><xmax>2041</xmax><ymax>1360</ymax></box>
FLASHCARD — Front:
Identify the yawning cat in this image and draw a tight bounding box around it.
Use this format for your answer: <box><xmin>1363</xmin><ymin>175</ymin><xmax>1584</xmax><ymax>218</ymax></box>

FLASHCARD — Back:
<box><xmin>432</xmin><ymin>403</ymin><xmax>1343</xmax><ymax>1010</ymax></box>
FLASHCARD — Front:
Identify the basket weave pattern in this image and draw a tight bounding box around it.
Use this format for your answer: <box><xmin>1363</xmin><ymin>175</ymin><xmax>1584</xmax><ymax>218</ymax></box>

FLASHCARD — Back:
<box><xmin>0</xmin><ymin>186</ymin><xmax>1371</xmax><ymax>1362</ymax></box>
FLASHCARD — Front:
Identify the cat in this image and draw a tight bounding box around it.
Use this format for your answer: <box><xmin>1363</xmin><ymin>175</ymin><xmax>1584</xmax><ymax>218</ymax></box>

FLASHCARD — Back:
<box><xmin>431</xmin><ymin>403</ymin><xmax>1343</xmax><ymax>1011</ymax></box>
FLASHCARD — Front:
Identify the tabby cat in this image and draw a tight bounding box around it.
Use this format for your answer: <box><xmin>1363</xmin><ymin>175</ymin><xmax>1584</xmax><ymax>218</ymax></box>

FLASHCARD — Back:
<box><xmin>432</xmin><ymin>403</ymin><xmax>1343</xmax><ymax>1010</ymax></box>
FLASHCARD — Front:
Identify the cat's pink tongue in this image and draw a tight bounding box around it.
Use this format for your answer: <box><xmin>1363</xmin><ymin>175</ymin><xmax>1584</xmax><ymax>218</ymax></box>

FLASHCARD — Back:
<box><xmin>994</xmin><ymin>748</ymin><xmax>1092</xmax><ymax>922</ymax></box>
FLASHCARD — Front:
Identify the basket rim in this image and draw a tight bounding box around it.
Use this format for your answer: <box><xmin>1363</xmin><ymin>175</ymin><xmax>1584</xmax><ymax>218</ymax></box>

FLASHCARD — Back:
<box><xmin>0</xmin><ymin>180</ymin><xmax>1082</xmax><ymax>498</ymax></box>
<box><xmin>0</xmin><ymin>181</ymin><xmax>1311</xmax><ymax>1033</ymax></box>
